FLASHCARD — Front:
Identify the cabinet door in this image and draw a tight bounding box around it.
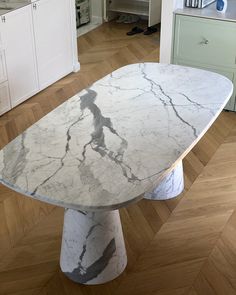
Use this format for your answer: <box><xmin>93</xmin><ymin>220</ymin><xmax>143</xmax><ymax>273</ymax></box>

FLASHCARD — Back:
<box><xmin>0</xmin><ymin>6</ymin><xmax>39</xmax><ymax>107</ymax></box>
<box><xmin>32</xmin><ymin>0</ymin><xmax>73</xmax><ymax>90</ymax></box>
<box><xmin>173</xmin><ymin>15</ymin><xmax>236</xmax><ymax>69</ymax></box>
<box><xmin>149</xmin><ymin>0</ymin><xmax>162</xmax><ymax>27</ymax></box>
<box><xmin>0</xmin><ymin>81</ymin><xmax>11</xmax><ymax>116</ymax></box>
<box><xmin>0</xmin><ymin>49</ymin><xmax>7</xmax><ymax>84</ymax></box>
<box><xmin>226</xmin><ymin>76</ymin><xmax>236</xmax><ymax>112</ymax></box>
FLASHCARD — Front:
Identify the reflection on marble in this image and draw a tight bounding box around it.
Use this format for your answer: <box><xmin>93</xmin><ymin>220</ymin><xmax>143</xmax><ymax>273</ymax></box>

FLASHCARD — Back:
<box><xmin>145</xmin><ymin>161</ymin><xmax>184</xmax><ymax>200</ymax></box>
<box><xmin>60</xmin><ymin>209</ymin><xmax>127</xmax><ymax>284</ymax></box>
<box><xmin>0</xmin><ymin>63</ymin><xmax>233</xmax><ymax>211</ymax></box>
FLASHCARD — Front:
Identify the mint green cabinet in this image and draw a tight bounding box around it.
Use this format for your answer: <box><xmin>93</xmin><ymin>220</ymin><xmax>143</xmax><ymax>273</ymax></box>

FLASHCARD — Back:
<box><xmin>172</xmin><ymin>14</ymin><xmax>236</xmax><ymax>111</ymax></box>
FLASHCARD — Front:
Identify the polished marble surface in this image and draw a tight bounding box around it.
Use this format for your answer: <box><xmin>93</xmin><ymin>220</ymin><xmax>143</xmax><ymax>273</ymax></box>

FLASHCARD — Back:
<box><xmin>145</xmin><ymin>161</ymin><xmax>184</xmax><ymax>200</ymax></box>
<box><xmin>0</xmin><ymin>63</ymin><xmax>233</xmax><ymax>211</ymax></box>
<box><xmin>60</xmin><ymin>209</ymin><xmax>127</xmax><ymax>284</ymax></box>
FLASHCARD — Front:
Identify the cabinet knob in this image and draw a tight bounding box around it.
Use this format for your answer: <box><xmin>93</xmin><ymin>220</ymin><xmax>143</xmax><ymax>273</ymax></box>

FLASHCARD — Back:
<box><xmin>200</xmin><ymin>38</ymin><xmax>209</xmax><ymax>45</ymax></box>
<box><xmin>1</xmin><ymin>16</ymin><xmax>6</xmax><ymax>23</ymax></box>
<box><xmin>33</xmin><ymin>3</ymin><xmax>37</xmax><ymax>9</ymax></box>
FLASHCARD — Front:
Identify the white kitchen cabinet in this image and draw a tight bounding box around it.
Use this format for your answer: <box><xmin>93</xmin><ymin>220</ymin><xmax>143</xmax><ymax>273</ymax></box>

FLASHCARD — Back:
<box><xmin>0</xmin><ymin>5</ymin><xmax>39</xmax><ymax>107</ymax></box>
<box><xmin>104</xmin><ymin>0</ymin><xmax>162</xmax><ymax>27</ymax></box>
<box><xmin>0</xmin><ymin>81</ymin><xmax>11</xmax><ymax>115</ymax></box>
<box><xmin>32</xmin><ymin>0</ymin><xmax>74</xmax><ymax>90</ymax></box>
<box><xmin>0</xmin><ymin>49</ymin><xmax>7</xmax><ymax>83</ymax></box>
<box><xmin>0</xmin><ymin>0</ymin><xmax>78</xmax><ymax>115</ymax></box>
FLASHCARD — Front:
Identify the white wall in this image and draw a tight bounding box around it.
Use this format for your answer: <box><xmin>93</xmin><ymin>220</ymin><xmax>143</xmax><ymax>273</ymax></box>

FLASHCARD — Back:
<box><xmin>160</xmin><ymin>0</ymin><xmax>183</xmax><ymax>63</ymax></box>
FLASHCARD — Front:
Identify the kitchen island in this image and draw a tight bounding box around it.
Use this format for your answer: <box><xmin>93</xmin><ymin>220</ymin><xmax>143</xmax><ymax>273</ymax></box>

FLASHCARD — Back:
<box><xmin>0</xmin><ymin>63</ymin><xmax>233</xmax><ymax>284</ymax></box>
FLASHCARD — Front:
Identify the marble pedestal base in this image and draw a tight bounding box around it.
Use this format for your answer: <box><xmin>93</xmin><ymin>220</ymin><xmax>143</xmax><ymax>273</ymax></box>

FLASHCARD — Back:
<box><xmin>145</xmin><ymin>161</ymin><xmax>184</xmax><ymax>200</ymax></box>
<box><xmin>60</xmin><ymin>209</ymin><xmax>127</xmax><ymax>285</ymax></box>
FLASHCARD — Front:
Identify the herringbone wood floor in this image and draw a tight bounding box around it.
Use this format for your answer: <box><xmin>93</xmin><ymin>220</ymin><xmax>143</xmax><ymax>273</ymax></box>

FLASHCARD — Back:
<box><xmin>1</xmin><ymin>21</ymin><xmax>236</xmax><ymax>295</ymax></box>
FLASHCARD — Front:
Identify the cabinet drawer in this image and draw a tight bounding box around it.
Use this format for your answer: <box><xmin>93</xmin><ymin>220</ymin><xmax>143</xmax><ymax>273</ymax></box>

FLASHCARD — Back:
<box><xmin>173</xmin><ymin>15</ymin><xmax>236</xmax><ymax>68</ymax></box>
<box><xmin>0</xmin><ymin>81</ymin><xmax>11</xmax><ymax>116</ymax></box>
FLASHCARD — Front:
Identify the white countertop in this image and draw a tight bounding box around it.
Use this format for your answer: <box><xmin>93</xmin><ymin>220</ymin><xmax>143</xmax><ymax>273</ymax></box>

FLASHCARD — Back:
<box><xmin>175</xmin><ymin>0</ymin><xmax>236</xmax><ymax>22</ymax></box>
<box><xmin>0</xmin><ymin>1</ymin><xmax>30</xmax><ymax>16</ymax></box>
<box><xmin>0</xmin><ymin>63</ymin><xmax>233</xmax><ymax>211</ymax></box>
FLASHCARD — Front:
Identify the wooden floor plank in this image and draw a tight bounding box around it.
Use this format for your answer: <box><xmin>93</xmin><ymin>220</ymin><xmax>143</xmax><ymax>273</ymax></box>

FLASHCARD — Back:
<box><xmin>112</xmin><ymin>139</ymin><xmax>236</xmax><ymax>295</ymax></box>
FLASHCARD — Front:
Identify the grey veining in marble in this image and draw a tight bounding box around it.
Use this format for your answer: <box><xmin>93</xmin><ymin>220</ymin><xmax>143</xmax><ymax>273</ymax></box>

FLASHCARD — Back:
<box><xmin>175</xmin><ymin>0</ymin><xmax>236</xmax><ymax>23</ymax></box>
<box><xmin>60</xmin><ymin>209</ymin><xmax>127</xmax><ymax>284</ymax></box>
<box><xmin>0</xmin><ymin>63</ymin><xmax>233</xmax><ymax>211</ymax></box>
<box><xmin>145</xmin><ymin>161</ymin><xmax>184</xmax><ymax>200</ymax></box>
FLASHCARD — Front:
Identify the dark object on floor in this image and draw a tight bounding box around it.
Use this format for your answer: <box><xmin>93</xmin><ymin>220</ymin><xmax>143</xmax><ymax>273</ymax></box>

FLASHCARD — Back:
<box><xmin>144</xmin><ymin>26</ymin><xmax>158</xmax><ymax>35</ymax></box>
<box><xmin>127</xmin><ymin>26</ymin><xmax>144</xmax><ymax>36</ymax></box>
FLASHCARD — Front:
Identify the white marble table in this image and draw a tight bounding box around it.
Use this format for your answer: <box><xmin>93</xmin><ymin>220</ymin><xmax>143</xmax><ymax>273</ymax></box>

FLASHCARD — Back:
<box><xmin>0</xmin><ymin>63</ymin><xmax>233</xmax><ymax>285</ymax></box>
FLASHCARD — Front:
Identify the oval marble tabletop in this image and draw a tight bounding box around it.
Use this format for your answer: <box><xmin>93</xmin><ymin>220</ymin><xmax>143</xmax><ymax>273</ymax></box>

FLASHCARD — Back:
<box><xmin>0</xmin><ymin>63</ymin><xmax>233</xmax><ymax>211</ymax></box>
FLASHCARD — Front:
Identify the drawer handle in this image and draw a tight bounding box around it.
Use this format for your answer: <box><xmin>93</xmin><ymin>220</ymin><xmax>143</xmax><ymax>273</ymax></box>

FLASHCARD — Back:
<box><xmin>200</xmin><ymin>38</ymin><xmax>209</xmax><ymax>45</ymax></box>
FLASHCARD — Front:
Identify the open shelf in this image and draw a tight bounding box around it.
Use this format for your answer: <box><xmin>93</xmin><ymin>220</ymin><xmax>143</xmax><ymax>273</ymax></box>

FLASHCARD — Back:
<box><xmin>105</xmin><ymin>0</ymin><xmax>162</xmax><ymax>27</ymax></box>
<box><xmin>108</xmin><ymin>1</ymin><xmax>149</xmax><ymax>16</ymax></box>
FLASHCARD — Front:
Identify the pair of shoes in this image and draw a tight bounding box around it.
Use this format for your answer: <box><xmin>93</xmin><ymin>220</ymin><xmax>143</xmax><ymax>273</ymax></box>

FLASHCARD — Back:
<box><xmin>126</xmin><ymin>25</ymin><xmax>158</xmax><ymax>36</ymax></box>
<box><xmin>126</xmin><ymin>26</ymin><xmax>144</xmax><ymax>35</ymax></box>
<box><xmin>116</xmin><ymin>14</ymin><xmax>140</xmax><ymax>24</ymax></box>
<box><xmin>143</xmin><ymin>26</ymin><xmax>158</xmax><ymax>35</ymax></box>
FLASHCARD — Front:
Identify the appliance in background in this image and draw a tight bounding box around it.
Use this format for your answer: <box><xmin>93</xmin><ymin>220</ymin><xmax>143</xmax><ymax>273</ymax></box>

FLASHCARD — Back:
<box><xmin>185</xmin><ymin>0</ymin><xmax>216</xmax><ymax>8</ymax></box>
<box><xmin>76</xmin><ymin>0</ymin><xmax>90</xmax><ymax>28</ymax></box>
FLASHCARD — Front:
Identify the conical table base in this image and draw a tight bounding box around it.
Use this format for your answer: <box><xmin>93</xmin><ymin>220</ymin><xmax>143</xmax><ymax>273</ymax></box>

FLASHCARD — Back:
<box><xmin>60</xmin><ymin>209</ymin><xmax>127</xmax><ymax>285</ymax></box>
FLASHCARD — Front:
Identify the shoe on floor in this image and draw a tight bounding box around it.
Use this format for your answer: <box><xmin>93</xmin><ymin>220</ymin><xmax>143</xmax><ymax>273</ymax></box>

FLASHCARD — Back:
<box><xmin>143</xmin><ymin>26</ymin><xmax>158</xmax><ymax>35</ymax></box>
<box><xmin>127</xmin><ymin>26</ymin><xmax>144</xmax><ymax>36</ymax></box>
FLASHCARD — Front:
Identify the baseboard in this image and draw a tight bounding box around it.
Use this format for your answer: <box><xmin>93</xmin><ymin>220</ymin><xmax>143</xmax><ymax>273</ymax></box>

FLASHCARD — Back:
<box><xmin>73</xmin><ymin>62</ymin><xmax>80</xmax><ymax>73</ymax></box>
<box><xmin>91</xmin><ymin>15</ymin><xmax>103</xmax><ymax>24</ymax></box>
